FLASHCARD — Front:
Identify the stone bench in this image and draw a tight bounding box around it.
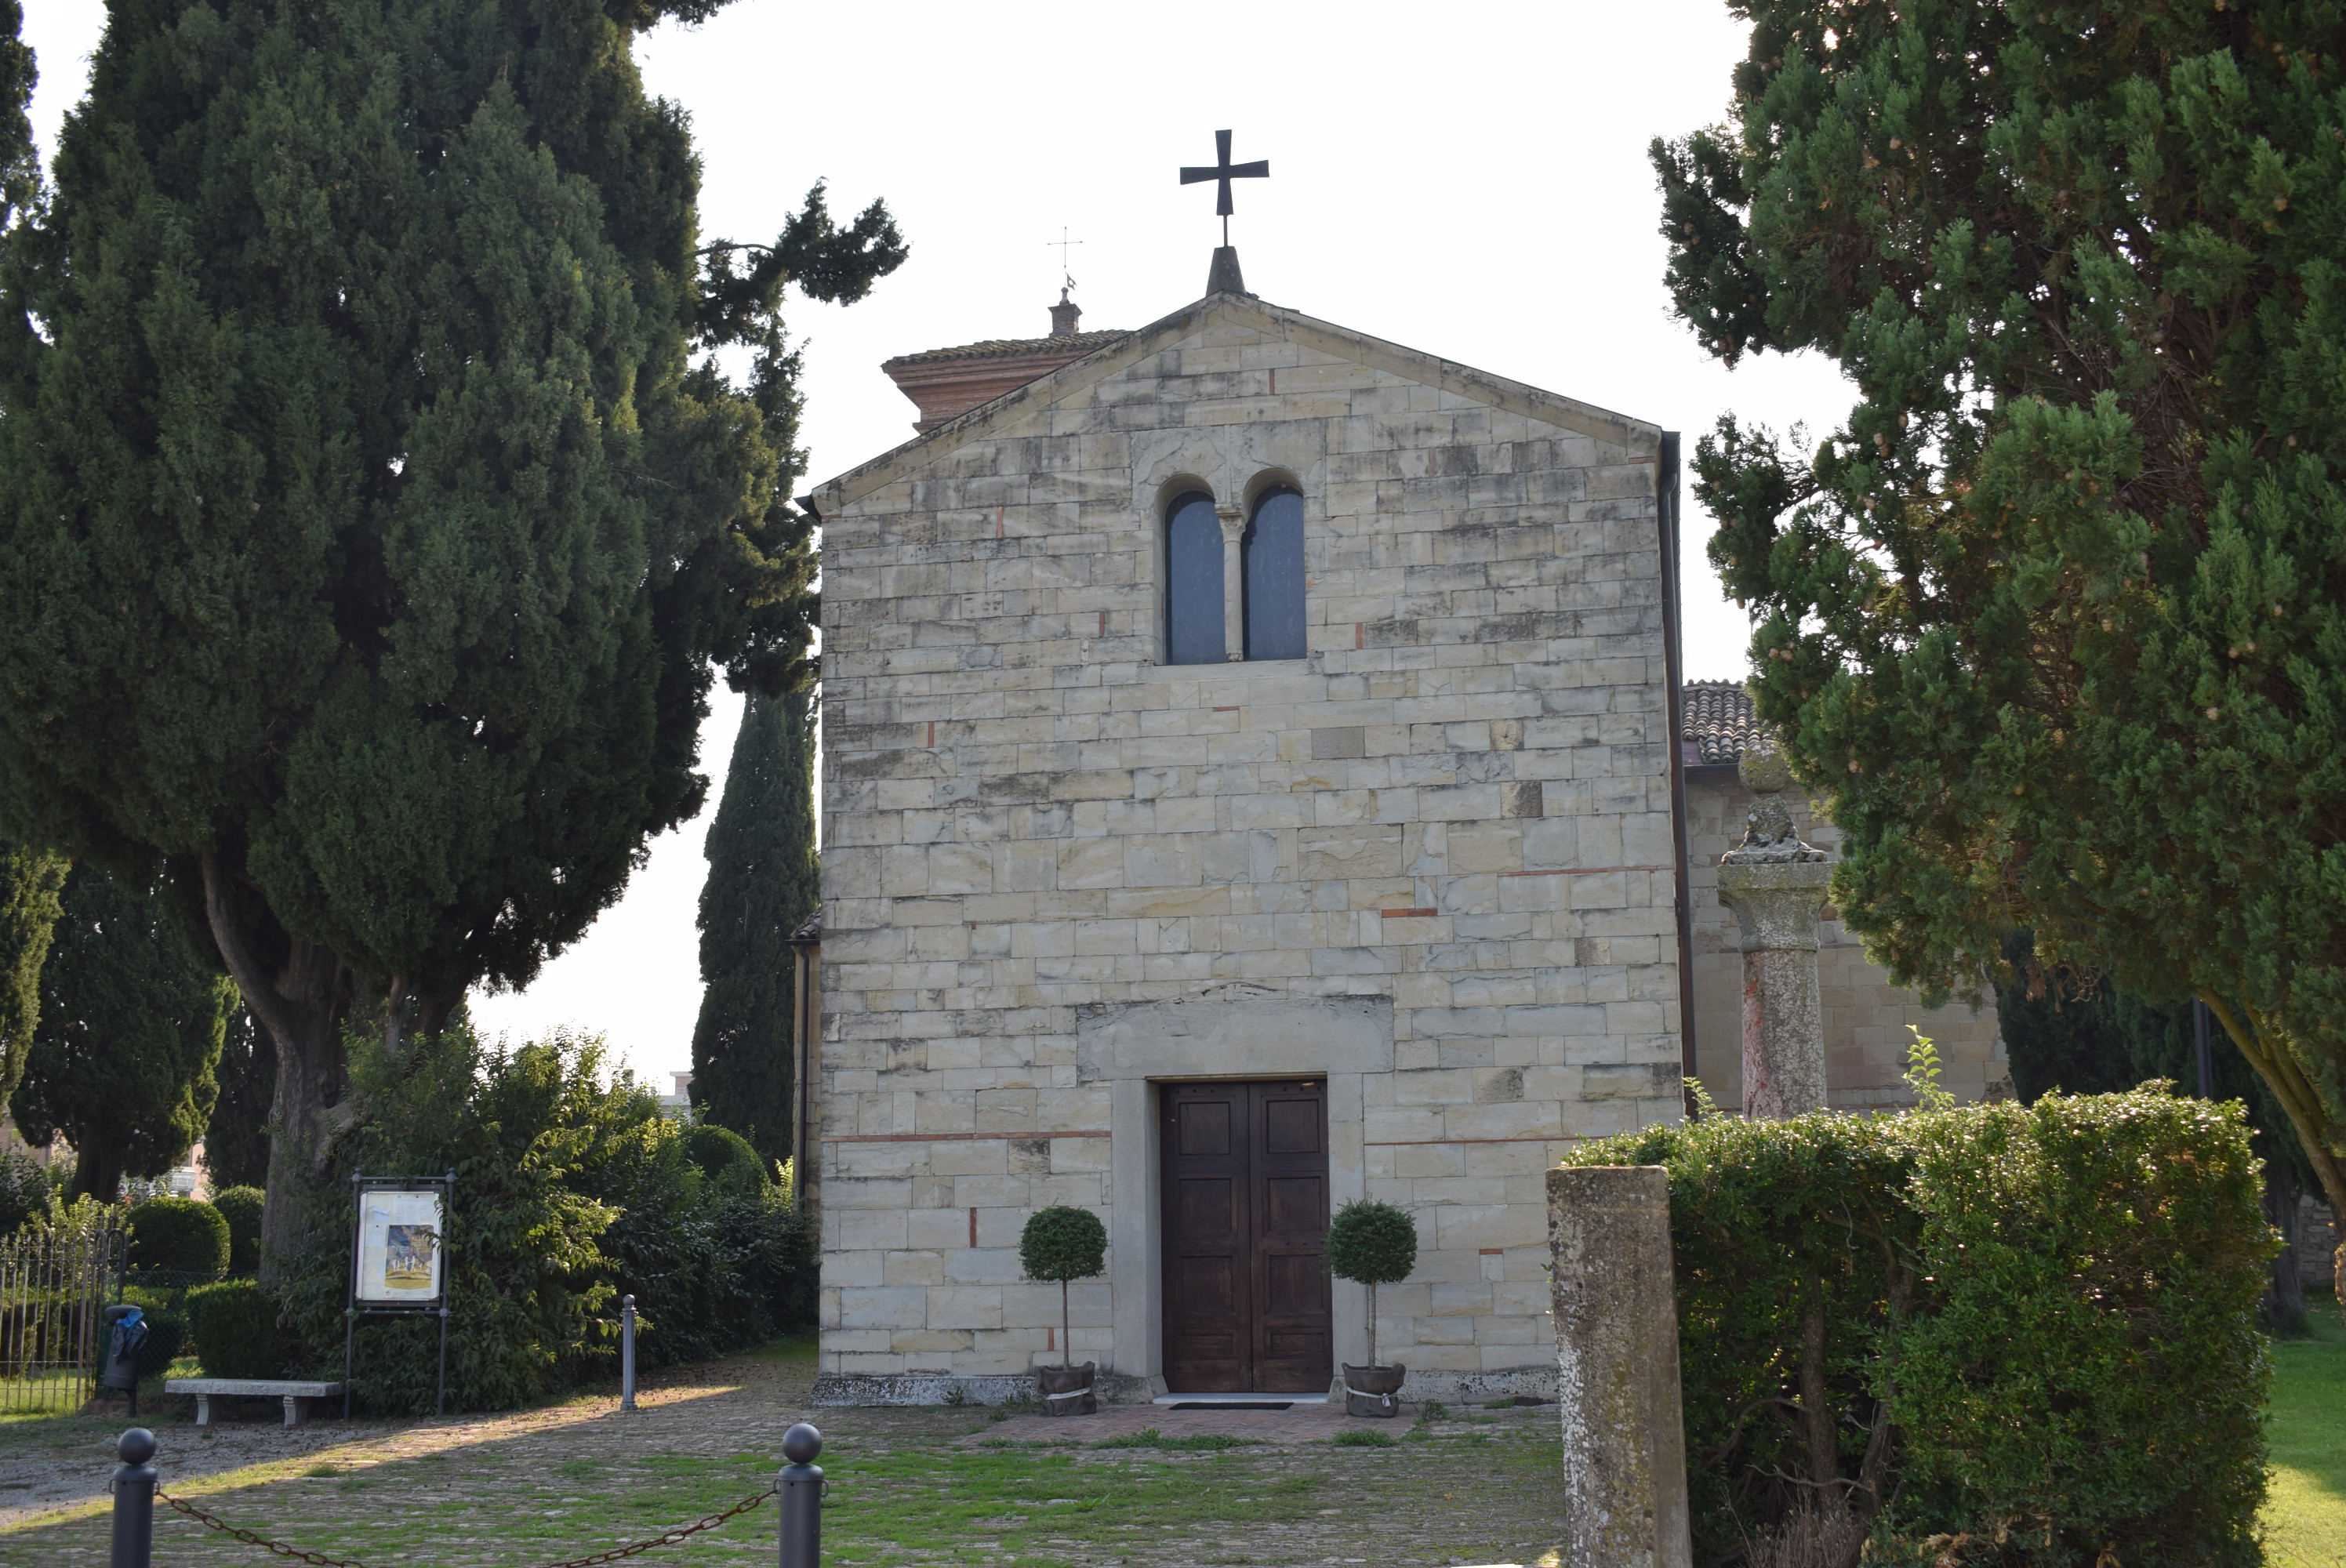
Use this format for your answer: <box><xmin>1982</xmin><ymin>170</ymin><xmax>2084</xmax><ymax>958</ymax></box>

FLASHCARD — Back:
<box><xmin>165</xmin><ymin>1378</ymin><xmax>344</xmax><ymax>1428</ymax></box>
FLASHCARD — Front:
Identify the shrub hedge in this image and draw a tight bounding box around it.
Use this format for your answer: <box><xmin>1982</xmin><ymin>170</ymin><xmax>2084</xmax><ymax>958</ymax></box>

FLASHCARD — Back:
<box><xmin>126</xmin><ymin>1196</ymin><xmax>229</xmax><ymax>1274</ymax></box>
<box><xmin>1560</xmin><ymin>1087</ymin><xmax>2275</xmax><ymax>1568</ymax></box>
<box><xmin>0</xmin><ymin>1151</ymin><xmax>49</xmax><ymax>1234</ymax></box>
<box><xmin>211</xmin><ymin>1185</ymin><xmax>264</xmax><ymax>1273</ymax></box>
<box><xmin>281</xmin><ymin>1027</ymin><xmax>816</xmax><ymax>1414</ymax></box>
<box><xmin>187</xmin><ymin>1279</ymin><xmax>285</xmax><ymax>1379</ymax></box>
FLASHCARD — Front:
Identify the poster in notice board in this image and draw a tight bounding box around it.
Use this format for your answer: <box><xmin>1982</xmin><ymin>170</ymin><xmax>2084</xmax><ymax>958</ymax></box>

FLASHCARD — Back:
<box><xmin>355</xmin><ymin>1189</ymin><xmax>445</xmax><ymax>1304</ymax></box>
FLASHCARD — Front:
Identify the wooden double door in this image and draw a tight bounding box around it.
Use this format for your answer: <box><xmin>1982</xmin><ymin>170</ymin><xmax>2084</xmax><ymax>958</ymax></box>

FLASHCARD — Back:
<box><xmin>1160</xmin><ymin>1080</ymin><xmax>1333</xmax><ymax>1393</ymax></box>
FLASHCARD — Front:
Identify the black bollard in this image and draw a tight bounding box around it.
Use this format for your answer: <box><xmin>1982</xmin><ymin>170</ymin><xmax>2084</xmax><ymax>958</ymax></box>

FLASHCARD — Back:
<box><xmin>777</xmin><ymin>1422</ymin><xmax>822</xmax><ymax>1567</ymax></box>
<box><xmin>619</xmin><ymin>1295</ymin><xmax>637</xmax><ymax>1413</ymax></box>
<box><xmin>110</xmin><ymin>1428</ymin><xmax>157</xmax><ymax>1568</ymax></box>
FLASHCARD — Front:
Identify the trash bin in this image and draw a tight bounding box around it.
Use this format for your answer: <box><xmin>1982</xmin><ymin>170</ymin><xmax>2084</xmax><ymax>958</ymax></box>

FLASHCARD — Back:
<box><xmin>102</xmin><ymin>1305</ymin><xmax>147</xmax><ymax>1415</ymax></box>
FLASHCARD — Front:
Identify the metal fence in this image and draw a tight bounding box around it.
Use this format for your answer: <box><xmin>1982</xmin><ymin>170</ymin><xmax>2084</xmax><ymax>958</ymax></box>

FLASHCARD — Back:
<box><xmin>0</xmin><ymin>1223</ymin><xmax>122</xmax><ymax>1414</ymax></box>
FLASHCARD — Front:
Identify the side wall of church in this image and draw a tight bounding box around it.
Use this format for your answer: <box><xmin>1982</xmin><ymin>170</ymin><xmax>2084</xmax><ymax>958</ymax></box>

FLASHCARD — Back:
<box><xmin>1684</xmin><ymin>771</ymin><xmax>2010</xmax><ymax>1110</ymax></box>
<box><xmin>812</xmin><ymin>303</ymin><xmax>1682</xmax><ymax>1403</ymax></box>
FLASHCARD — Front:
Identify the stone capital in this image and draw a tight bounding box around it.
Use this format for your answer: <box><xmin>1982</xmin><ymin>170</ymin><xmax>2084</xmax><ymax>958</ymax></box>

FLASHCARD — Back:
<box><xmin>1715</xmin><ymin>859</ymin><xmax>1832</xmax><ymax>953</ymax></box>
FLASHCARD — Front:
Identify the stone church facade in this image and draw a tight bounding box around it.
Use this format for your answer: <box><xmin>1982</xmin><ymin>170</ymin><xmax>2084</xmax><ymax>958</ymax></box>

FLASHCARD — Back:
<box><xmin>804</xmin><ymin>278</ymin><xmax>1687</xmax><ymax>1405</ymax></box>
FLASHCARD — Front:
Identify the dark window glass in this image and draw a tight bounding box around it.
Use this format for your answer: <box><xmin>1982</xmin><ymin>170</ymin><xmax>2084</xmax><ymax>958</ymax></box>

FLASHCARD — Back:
<box><xmin>1165</xmin><ymin>491</ymin><xmax>1225</xmax><ymax>665</ymax></box>
<box><xmin>1243</xmin><ymin>488</ymin><xmax>1306</xmax><ymax>660</ymax></box>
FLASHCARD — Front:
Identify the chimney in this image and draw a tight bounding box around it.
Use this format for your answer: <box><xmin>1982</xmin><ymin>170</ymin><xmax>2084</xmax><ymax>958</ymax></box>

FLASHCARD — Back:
<box><xmin>1049</xmin><ymin>288</ymin><xmax>1081</xmax><ymax>337</ymax></box>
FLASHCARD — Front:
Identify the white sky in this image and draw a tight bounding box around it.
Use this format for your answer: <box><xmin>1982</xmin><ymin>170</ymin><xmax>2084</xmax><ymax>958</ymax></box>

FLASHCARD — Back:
<box><xmin>23</xmin><ymin>0</ymin><xmax>1856</xmax><ymax>1084</ymax></box>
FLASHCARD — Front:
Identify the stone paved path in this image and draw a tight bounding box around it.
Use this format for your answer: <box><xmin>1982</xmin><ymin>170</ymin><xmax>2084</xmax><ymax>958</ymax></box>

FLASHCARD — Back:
<box><xmin>971</xmin><ymin>1399</ymin><xmax>1423</xmax><ymax>1447</ymax></box>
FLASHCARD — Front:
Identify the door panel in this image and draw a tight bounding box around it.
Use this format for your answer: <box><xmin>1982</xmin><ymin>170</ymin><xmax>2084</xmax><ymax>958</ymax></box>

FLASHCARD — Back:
<box><xmin>1263</xmin><ymin>1097</ymin><xmax>1321</xmax><ymax>1154</ymax></box>
<box><xmin>1262</xmin><ymin>1176</ymin><xmax>1322</xmax><ymax>1232</ymax></box>
<box><xmin>1178</xmin><ymin>1102</ymin><xmax>1233</xmax><ymax>1155</ymax></box>
<box><xmin>1160</xmin><ymin>1080</ymin><xmax>1331</xmax><ymax>1393</ymax></box>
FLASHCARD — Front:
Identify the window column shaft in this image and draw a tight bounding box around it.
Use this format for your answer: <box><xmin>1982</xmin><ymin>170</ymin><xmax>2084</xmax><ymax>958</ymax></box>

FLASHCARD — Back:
<box><xmin>1217</xmin><ymin>505</ymin><xmax>1246</xmax><ymax>662</ymax></box>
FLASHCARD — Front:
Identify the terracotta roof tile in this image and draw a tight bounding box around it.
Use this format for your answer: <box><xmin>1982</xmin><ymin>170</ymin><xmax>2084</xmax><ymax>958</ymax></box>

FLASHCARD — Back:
<box><xmin>1681</xmin><ymin>681</ymin><xmax>1761</xmax><ymax>765</ymax></box>
<box><xmin>881</xmin><ymin>329</ymin><xmax>1129</xmax><ymax>370</ymax></box>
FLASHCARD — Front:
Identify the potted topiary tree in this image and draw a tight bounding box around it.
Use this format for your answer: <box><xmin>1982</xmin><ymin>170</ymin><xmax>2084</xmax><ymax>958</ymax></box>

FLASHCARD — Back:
<box><xmin>1324</xmin><ymin>1198</ymin><xmax>1416</xmax><ymax>1417</ymax></box>
<box><xmin>1019</xmin><ymin>1204</ymin><xmax>1106</xmax><ymax>1416</ymax></box>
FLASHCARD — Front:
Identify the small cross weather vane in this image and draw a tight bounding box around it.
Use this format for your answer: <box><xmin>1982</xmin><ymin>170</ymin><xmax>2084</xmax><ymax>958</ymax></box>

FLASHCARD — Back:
<box><xmin>1180</xmin><ymin>129</ymin><xmax>1269</xmax><ymax>248</ymax></box>
<box><xmin>1047</xmin><ymin>226</ymin><xmax>1084</xmax><ymax>296</ymax></box>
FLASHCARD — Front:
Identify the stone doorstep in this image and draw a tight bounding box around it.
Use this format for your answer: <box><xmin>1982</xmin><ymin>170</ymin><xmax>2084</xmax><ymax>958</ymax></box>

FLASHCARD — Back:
<box><xmin>960</xmin><ymin>1397</ymin><xmax>1527</xmax><ymax>1448</ymax></box>
<box><xmin>163</xmin><ymin>1379</ymin><xmax>345</xmax><ymax>1430</ymax></box>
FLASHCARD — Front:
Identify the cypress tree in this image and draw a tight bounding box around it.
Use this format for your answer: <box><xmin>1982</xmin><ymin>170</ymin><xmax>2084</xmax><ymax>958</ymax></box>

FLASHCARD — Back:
<box><xmin>1658</xmin><ymin>0</ymin><xmax>2346</xmax><ymax>1293</ymax></box>
<box><xmin>202</xmin><ymin>1007</ymin><xmax>275</xmax><ymax>1192</ymax></box>
<box><xmin>0</xmin><ymin>3</ymin><xmax>900</xmax><ymax>1265</ymax></box>
<box><xmin>11</xmin><ymin>866</ymin><xmax>233</xmax><ymax>1201</ymax></box>
<box><xmin>0</xmin><ymin>7</ymin><xmax>62</xmax><ymax>1124</ymax></box>
<box><xmin>0</xmin><ymin>842</ymin><xmax>67</xmax><ymax>1112</ymax></box>
<box><xmin>690</xmin><ymin>687</ymin><xmax>817</xmax><ymax>1167</ymax></box>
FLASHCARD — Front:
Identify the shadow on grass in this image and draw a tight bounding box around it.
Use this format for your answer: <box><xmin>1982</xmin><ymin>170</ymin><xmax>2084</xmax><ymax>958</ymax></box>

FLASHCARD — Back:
<box><xmin>2266</xmin><ymin>1290</ymin><xmax>2345</xmax><ymax>1568</ymax></box>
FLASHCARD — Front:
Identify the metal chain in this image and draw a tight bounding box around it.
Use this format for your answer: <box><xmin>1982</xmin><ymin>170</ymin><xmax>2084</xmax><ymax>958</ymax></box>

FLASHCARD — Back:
<box><xmin>157</xmin><ymin>1483</ymin><xmax>779</xmax><ymax>1568</ymax></box>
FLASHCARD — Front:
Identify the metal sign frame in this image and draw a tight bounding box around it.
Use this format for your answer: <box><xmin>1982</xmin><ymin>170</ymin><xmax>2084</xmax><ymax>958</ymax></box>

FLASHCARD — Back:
<box><xmin>343</xmin><ymin>1171</ymin><xmax>456</xmax><ymax>1419</ymax></box>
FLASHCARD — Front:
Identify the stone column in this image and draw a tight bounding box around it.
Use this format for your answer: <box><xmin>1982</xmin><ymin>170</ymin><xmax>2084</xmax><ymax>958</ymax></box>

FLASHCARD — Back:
<box><xmin>1217</xmin><ymin>504</ymin><xmax>1246</xmax><ymax>660</ymax></box>
<box><xmin>1547</xmin><ymin>1166</ymin><xmax>1693</xmax><ymax>1568</ymax></box>
<box><xmin>1713</xmin><ymin>735</ymin><xmax>1829</xmax><ymax>1118</ymax></box>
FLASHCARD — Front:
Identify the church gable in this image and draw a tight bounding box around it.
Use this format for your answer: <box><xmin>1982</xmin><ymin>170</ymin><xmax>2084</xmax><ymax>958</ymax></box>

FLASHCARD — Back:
<box><xmin>809</xmin><ymin>295</ymin><xmax>1654</xmax><ymax>520</ymax></box>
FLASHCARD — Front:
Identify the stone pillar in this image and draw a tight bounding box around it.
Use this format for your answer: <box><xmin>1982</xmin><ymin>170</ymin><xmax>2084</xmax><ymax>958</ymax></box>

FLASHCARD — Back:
<box><xmin>1547</xmin><ymin>1166</ymin><xmax>1693</xmax><ymax>1568</ymax></box>
<box><xmin>1217</xmin><ymin>505</ymin><xmax>1245</xmax><ymax>660</ymax></box>
<box><xmin>1713</xmin><ymin>735</ymin><xmax>1829</xmax><ymax>1118</ymax></box>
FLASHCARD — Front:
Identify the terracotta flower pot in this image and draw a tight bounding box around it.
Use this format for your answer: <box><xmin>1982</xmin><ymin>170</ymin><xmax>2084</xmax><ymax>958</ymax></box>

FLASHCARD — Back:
<box><xmin>1036</xmin><ymin>1360</ymin><xmax>1096</xmax><ymax>1417</ymax></box>
<box><xmin>1342</xmin><ymin>1361</ymin><xmax>1404</xmax><ymax>1417</ymax></box>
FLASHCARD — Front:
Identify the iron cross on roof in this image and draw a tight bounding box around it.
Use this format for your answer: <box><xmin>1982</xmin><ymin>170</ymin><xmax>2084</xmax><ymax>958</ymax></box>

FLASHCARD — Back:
<box><xmin>1180</xmin><ymin>129</ymin><xmax>1269</xmax><ymax>247</ymax></box>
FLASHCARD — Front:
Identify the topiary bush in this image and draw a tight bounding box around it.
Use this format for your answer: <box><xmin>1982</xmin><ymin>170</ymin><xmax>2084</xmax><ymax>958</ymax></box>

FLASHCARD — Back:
<box><xmin>187</xmin><ymin>1279</ymin><xmax>285</xmax><ymax>1380</ymax></box>
<box><xmin>1324</xmin><ymin>1200</ymin><xmax>1416</xmax><ymax>1368</ymax></box>
<box><xmin>1020</xmin><ymin>1206</ymin><xmax>1106</xmax><ymax>1370</ymax></box>
<box><xmin>127</xmin><ymin>1196</ymin><xmax>230</xmax><ymax>1275</ymax></box>
<box><xmin>1563</xmin><ymin>1086</ymin><xmax>2275</xmax><ymax>1568</ymax></box>
<box><xmin>210</xmin><ymin>1185</ymin><xmax>265</xmax><ymax>1273</ymax></box>
<box><xmin>681</xmin><ymin>1123</ymin><xmax>764</xmax><ymax>1189</ymax></box>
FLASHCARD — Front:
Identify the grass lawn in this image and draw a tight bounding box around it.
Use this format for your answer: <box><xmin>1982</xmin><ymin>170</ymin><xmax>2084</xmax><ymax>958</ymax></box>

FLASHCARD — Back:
<box><xmin>0</xmin><ymin>1334</ymin><xmax>1567</xmax><ymax>1566</ymax></box>
<box><xmin>2266</xmin><ymin>1293</ymin><xmax>2346</xmax><ymax>1568</ymax></box>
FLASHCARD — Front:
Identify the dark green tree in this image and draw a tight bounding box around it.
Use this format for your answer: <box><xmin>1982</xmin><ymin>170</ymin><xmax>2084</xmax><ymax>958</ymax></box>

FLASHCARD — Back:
<box><xmin>11</xmin><ymin>866</ymin><xmax>233</xmax><ymax>1200</ymax></box>
<box><xmin>689</xmin><ymin>688</ymin><xmax>818</xmax><ymax>1165</ymax></box>
<box><xmin>1658</xmin><ymin>0</ymin><xmax>2346</xmax><ymax>1293</ymax></box>
<box><xmin>202</xmin><ymin>1008</ymin><xmax>275</xmax><ymax>1193</ymax></box>
<box><xmin>0</xmin><ymin>842</ymin><xmax>67</xmax><ymax>1112</ymax></box>
<box><xmin>0</xmin><ymin>0</ymin><xmax>67</xmax><ymax>1158</ymax></box>
<box><xmin>0</xmin><ymin>2</ymin><xmax>902</xmax><ymax>1268</ymax></box>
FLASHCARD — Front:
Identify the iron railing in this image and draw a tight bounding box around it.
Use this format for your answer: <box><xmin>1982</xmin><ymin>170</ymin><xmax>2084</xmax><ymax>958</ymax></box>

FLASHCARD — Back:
<box><xmin>0</xmin><ymin>1222</ymin><xmax>122</xmax><ymax>1414</ymax></box>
